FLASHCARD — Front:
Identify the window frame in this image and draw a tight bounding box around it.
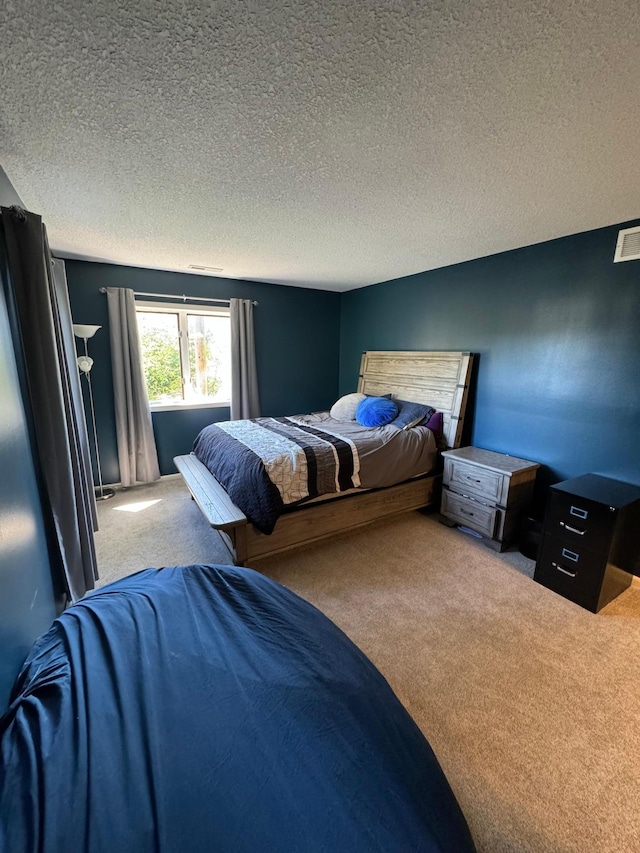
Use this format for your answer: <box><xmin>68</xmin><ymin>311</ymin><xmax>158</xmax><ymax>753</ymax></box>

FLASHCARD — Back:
<box><xmin>135</xmin><ymin>300</ymin><xmax>231</xmax><ymax>412</ymax></box>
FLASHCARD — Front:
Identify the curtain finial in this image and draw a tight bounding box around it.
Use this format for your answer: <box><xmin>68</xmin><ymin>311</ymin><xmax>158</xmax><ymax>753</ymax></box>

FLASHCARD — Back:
<box><xmin>9</xmin><ymin>205</ymin><xmax>28</xmax><ymax>223</ymax></box>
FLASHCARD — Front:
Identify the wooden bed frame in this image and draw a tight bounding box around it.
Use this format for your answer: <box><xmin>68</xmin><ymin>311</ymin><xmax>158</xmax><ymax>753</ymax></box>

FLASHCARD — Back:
<box><xmin>175</xmin><ymin>351</ymin><xmax>474</xmax><ymax>565</ymax></box>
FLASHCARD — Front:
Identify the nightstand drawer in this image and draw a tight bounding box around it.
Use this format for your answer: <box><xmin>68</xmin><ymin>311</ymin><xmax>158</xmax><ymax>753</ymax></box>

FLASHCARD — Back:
<box><xmin>545</xmin><ymin>491</ymin><xmax>616</xmax><ymax>557</ymax></box>
<box><xmin>444</xmin><ymin>458</ymin><xmax>504</xmax><ymax>504</ymax></box>
<box><xmin>441</xmin><ymin>490</ymin><xmax>498</xmax><ymax>538</ymax></box>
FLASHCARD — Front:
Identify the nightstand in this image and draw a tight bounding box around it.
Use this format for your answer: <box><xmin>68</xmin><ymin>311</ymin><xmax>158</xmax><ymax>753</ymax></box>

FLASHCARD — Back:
<box><xmin>440</xmin><ymin>446</ymin><xmax>540</xmax><ymax>551</ymax></box>
<box><xmin>534</xmin><ymin>474</ymin><xmax>640</xmax><ymax>612</ymax></box>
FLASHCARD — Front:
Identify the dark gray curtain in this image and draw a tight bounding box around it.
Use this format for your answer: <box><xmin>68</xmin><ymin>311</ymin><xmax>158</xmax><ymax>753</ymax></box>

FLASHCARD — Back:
<box><xmin>106</xmin><ymin>287</ymin><xmax>160</xmax><ymax>487</ymax></box>
<box><xmin>1</xmin><ymin>206</ymin><xmax>98</xmax><ymax>602</ymax></box>
<box><xmin>52</xmin><ymin>258</ymin><xmax>98</xmax><ymax>534</ymax></box>
<box><xmin>230</xmin><ymin>298</ymin><xmax>260</xmax><ymax>420</ymax></box>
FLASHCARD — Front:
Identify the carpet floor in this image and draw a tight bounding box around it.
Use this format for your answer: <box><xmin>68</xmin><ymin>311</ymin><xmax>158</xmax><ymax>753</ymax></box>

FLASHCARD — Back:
<box><xmin>96</xmin><ymin>475</ymin><xmax>640</xmax><ymax>853</ymax></box>
<box><xmin>94</xmin><ymin>475</ymin><xmax>232</xmax><ymax>586</ymax></box>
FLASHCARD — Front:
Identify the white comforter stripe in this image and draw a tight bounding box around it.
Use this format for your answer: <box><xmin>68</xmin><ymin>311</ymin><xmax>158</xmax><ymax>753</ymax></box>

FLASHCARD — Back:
<box><xmin>216</xmin><ymin>419</ymin><xmax>310</xmax><ymax>503</ymax></box>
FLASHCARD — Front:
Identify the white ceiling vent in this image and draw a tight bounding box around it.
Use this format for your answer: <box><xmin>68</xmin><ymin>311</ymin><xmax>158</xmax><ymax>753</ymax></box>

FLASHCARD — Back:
<box><xmin>187</xmin><ymin>264</ymin><xmax>223</xmax><ymax>273</ymax></box>
<box><xmin>613</xmin><ymin>226</ymin><xmax>640</xmax><ymax>262</ymax></box>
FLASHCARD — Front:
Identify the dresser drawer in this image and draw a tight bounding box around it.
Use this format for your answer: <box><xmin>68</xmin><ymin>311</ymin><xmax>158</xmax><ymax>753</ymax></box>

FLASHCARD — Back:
<box><xmin>535</xmin><ymin>533</ymin><xmax>605</xmax><ymax>611</ymax></box>
<box><xmin>444</xmin><ymin>458</ymin><xmax>504</xmax><ymax>505</ymax></box>
<box><xmin>545</xmin><ymin>491</ymin><xmax>616</xmax><ymax>556</ymax></box>
<box><xmin>441</xmin><ymin>489</ymin><xmax>498</xmax><ymax>538</ymax></box>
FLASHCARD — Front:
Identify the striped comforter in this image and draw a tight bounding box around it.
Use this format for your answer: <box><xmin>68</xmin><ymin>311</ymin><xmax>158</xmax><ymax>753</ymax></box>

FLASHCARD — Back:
<box><xmin>192</xmin><ymin>417</ymin><xmax>361</xmax><ymax>534</ymax></box>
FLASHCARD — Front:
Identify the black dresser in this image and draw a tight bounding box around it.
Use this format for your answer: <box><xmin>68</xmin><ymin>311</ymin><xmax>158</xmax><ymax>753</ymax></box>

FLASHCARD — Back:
<box><xmin>534</xmin><ymin>474</ymin><xmax>640</xmax><ymax>612</ymax></box>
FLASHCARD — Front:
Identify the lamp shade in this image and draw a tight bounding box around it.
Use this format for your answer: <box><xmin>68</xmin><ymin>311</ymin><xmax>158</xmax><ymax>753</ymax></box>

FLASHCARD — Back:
<box><xmin>73</xmin><ymin>324</ymin><xmax>101</xmax><ymax>339</ymax></box>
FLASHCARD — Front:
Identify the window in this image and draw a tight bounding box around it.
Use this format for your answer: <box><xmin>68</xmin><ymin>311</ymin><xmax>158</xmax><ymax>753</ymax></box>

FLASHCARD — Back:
<box><xmin>135</xmin><ymin>302</ymin><xmax>231</xmax><ymax>410</ymax></box>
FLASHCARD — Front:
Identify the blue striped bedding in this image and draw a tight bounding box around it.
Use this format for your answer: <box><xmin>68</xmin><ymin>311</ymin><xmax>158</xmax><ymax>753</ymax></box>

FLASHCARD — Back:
<box><xmin>193</xmin><ymin>416</ymin><xmax>362</xmax><ymax>533</ymax></box>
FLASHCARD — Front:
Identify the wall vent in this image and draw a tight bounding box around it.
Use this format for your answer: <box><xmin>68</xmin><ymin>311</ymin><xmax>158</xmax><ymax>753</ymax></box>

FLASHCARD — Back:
<box><xmin>187</xmin><ymin>264</ymin><xmax>223</xmax><ymax>273</ymax></box>
<box><xmin>613</xmin><ymin>226</ymin><xmax>640</xmax><ymax>262</ymax></box>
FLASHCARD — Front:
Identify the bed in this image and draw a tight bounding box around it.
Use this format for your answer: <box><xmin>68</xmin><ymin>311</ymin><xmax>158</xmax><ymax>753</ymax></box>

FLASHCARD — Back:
<box><xmin>175</xmin><ymin>351</ymin><xmax>474</xmax><ymax>564</ymax></box>
<box><xmin>0</xmin><ymin>564</ymin><xmax>476</xmax><ymax>852</ymax></box>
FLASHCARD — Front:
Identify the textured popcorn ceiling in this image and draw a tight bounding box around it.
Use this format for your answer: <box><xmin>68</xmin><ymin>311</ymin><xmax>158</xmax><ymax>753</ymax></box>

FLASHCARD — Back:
<box><xmin>1</xmin><ymin>1</ymin><xmax>638</xmax><ymax>291</ymax></box>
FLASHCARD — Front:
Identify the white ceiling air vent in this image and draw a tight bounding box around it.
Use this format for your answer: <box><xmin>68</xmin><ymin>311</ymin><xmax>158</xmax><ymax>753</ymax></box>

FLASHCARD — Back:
<box><xmin>187</xmin><ymin>264</ymin><xmax>223</xmax><ymax>273</ymax></box>
<box><xmin>613</xmin><ymin>226</ymin><xmax>640</xmax><ymax>262</ymax></box>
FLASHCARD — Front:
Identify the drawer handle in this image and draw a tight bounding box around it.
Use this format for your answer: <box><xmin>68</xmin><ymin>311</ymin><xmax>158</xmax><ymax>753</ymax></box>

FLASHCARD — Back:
<box><xmin>559</xmin><ymin>521</ymin><xmax>585</xmax><ymax>536</ymax></box>
<box><xmin>552</xmin><ymin>561</ymin><xmax>577</xmax><ymax>578</ymax></box>
<box><xmin>570</xmin><ymin>505</ymin><xmax>588</xmax><ymax>520</ymax></box>
<box><xmin>465</xmin><ymin>475</ymin><xmax>481</xmax><ymax>483</ymax></box>
<box><xmin>561</xmin><ymin>548</ymin><xmax>579</xmax><ymax>562</ymax></box>
<box><xmin>461</xmin><ymin>508</ymin><xmax>474</xmax><ymax>517</ymax></box>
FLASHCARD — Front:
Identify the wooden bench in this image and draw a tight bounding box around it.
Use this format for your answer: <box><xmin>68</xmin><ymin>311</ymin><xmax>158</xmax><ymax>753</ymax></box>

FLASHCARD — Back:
<box><xmin>174</xmin><ymin>453</ymin><xmax>249</xmax><ymax>563</ymax></box>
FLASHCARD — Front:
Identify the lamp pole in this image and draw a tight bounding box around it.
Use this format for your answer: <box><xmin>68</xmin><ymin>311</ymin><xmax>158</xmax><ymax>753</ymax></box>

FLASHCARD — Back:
<box><xmin>73</xmin><ymin>324</ymin><xmax>115</xmax><ymax>501</ymax></box>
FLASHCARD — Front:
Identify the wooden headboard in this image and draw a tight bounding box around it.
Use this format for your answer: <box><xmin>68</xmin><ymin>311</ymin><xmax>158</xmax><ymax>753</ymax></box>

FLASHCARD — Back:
<box><xmin>357</xmin><ymin>351</ymin><xmax>475</xmax><ymax>449</ymax></box>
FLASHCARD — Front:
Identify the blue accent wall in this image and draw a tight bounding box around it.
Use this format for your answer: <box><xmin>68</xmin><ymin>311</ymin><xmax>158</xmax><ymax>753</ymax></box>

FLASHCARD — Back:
<box><xmin>65</xmin><ymin>262</ymin><xmax>341</xmax><ymax>482</ymax></box>
<box><xmin>0</xmin><ymin>228</ymin><xmax>57</xmax><ymax>710</ymax></box>
<box><xmin>340</xmin><ymin>220</ymin><xmax>640</xmax><ymax>504</ymax></box>
<box><xmin>65</xmin><ymin>217</ymin><xmax>639</xmax><ymax>505</ymax></box>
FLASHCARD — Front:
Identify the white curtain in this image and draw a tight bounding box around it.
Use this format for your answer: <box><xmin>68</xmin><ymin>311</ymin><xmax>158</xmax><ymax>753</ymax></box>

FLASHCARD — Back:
<box><xmin>230</xmin><ymin>298</ymin><xmax>261</xmax><ymax>420</ymax></box>
<box><xmin>106</xmin><ymin>287</ymin><xmax>160</xmax><ymax>487</ymax></box>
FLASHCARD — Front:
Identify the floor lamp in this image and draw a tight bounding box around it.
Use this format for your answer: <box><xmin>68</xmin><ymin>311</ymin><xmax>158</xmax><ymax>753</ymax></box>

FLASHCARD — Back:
<box><xmin>73</xmin><ymin>324</ymin><xmax>115</xmax><ymax>501</ymax></box>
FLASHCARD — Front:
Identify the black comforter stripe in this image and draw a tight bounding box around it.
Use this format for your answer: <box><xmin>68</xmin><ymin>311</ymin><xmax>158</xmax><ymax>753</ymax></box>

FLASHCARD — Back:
<box><xmin>280</xmin><ymin>418</ymin><xmax>355</xmax><ymax>491</ymax></box>
<box><xmin>261</xmin><ymin>419</ymin><xmax>319</xmax><ymax>499</ymax></box>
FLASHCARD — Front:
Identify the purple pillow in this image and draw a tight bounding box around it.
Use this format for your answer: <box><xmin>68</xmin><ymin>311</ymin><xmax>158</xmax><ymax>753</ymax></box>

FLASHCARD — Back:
<box><xmin>424</xmin><ymin>411</ymin><xmax>445</xmax><ymax>446</ymax></box>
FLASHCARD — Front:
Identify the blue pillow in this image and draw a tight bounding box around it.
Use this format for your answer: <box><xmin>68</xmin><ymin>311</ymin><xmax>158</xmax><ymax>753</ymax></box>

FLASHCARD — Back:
<box><xmin>355</xmin><ymin>396</ymin><xmax>399</xmax><ymax>427</ymax></box>
<box><xmin>389</xmin><ymin>400</ymin><xmax>436</xmax><ymax>430</ymax></box>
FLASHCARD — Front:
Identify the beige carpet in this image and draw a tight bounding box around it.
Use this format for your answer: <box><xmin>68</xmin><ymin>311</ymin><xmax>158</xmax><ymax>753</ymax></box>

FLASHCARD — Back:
<box><xmin>94</xmin><ymin>475</ymin><xmax>231</xmax><ymax>586</ymax></box>
<box><xmin>259</xmin><ymin>516</ymin><xmax>640</xmax><ymax>853</ymax></box>
<box><xmin>96</xmin><ymin>477</ymin><xmax>640</xmax><ymax>853</ymax></box>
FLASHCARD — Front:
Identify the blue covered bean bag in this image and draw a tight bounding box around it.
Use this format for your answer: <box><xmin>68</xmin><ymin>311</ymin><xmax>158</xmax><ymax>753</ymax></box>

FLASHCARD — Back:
<box><xmin>0</xmin><ymin>564</ymin><xmax>475</xmax><ymax>852</ymax></box>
